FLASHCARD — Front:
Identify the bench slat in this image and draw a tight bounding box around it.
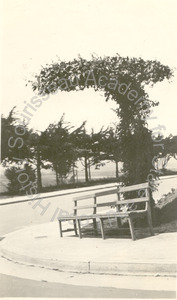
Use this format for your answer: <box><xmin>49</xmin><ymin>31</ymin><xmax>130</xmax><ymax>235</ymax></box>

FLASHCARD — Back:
<box><xmin>97</xmin><ymin>201</ymin><xmax>117</xmax><ymax>207</ymax></box>
<box><xmin>73</xmin><ymin>194</ymin><xmax>96</xmax><ymax>201</ymax></box>
<box><xmin>74</xmin><ymin>201</ymin><xmax>116</xmax><ymax>210</ymax></box>
<box><xmin>58</xmin><ymin>210</ymin><xmax>147</xmax><ymax>221</ymax></box>
<box><xmin>95</xmin><ymin>188</ymin><xmax>118</xmax><ymax>197</ymax></box>
<box><xmin>119</xmin><ymin>183</ymin><xmax>149</xmax><ymax>193</ymax></box>
<box><xmin>73</xmin><ymin>188</ymin><xmax>118</xmax><ymax>202</ymax></box>
<box><xmin>116</xmin><ymin>197</ymin><xmax>149</xmax><ymax>205</ymax></box>
<box><xmin>74</xmin><ymin>204</ymin><xmax>97</xmax><ymax>209</ymax></box>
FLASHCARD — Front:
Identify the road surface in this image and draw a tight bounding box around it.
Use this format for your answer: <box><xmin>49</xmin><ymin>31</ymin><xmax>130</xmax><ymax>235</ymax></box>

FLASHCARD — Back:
<box><xmin>0</xmin><ymin>273</ymin><xmax>175</xmax><ymax>298</ymax></box>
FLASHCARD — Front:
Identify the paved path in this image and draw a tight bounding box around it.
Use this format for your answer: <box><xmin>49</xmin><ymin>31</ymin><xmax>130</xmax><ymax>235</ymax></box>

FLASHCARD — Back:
<box><xmin>1</xmin><ymin>221</ymin><xmax>176</xmax><ymax>276</ymax></box>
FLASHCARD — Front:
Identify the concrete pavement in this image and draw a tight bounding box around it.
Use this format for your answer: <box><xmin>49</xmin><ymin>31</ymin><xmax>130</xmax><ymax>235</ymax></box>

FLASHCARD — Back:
<box><xmin>0</xmin><ymin>221</ymin><xmax>176</xmax><ymax>277</ymax></box>
<box><xmin>0</xmin><ymin>255</ymin><xmax>176</xmax><ymax>291</ymax></box>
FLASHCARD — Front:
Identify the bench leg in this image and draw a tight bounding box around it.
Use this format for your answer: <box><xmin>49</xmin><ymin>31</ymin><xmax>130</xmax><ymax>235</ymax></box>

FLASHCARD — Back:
<box><xmin>100</xmin><ymin>218</ymin><xmax>105</xmax><ymax>240</ymax></box>
<box><xmin>147</xmin><ymin>213</ymin><xmax>154</xmax><ymax>236</ymax></box>
<box><xmin>93</xmin><ymin>218</ymin><xmax>97</xmax><ymax>234</ymax></box>
<box><xmin>58</xmin><ymin>220</ymin><xmax>63</xmax><ymax>237</ymax></box>
<box><xmin>77</xmin><ymin>219</ymin><xmax>82</xmax><ymax>239</ymax></box>
<box><xmin>73</xmin><ymin>220</ymin><xmax>78</xmax><ymax>236</ymax></box>
<box><xmin>128</xmin><ymin>216</ymin><xmax>136</xmax><ymax>241</ymax></box>
<box><xmin>116</xmin><ymin>217</ymin><xmax>121</xmax><ymax>228</ymax></box>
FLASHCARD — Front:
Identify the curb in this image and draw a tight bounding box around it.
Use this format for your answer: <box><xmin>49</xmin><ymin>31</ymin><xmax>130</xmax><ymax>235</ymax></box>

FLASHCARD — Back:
<box><xmin>1</xmin><ymin>246</ymin><xmax>176</xmax><ymax>277</ymax></box>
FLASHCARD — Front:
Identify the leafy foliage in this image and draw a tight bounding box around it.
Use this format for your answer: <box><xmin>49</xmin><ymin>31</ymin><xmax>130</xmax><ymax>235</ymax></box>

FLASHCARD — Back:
<box><xmin>30</xmin><ymin>54</ymin><xmax>173</xmax><ymax>187</ymax></box>
<box><xmin>154</xmin><ymin>135</ymin><xmax>177</xmax><ymax>170</ymax></box>
<box><xmin>4</xmin><ymin>164</ymin><xmax>36</xmax><ymax>195</ymax></box>
<box><xmin>102</xmin><ymin>124</ymin><xmax>122</xmax><ymax>178</ymax></box>
<box><xmin>1</xmin><ymin>108</ymin><xmax>42</xmax><ymax>191</ymax></box>
<box><xmin>75</xmin><ymin>126</ymin><xmax>109</xmax><ymax>182</ymax></box>
<box><xmin>40</xmin><ymin>115</ymin><xmax>85</xmax><ymax>184</ymax></box>
<box><xmin>1</xmin><ymin>108</ymin><xmax>32</xmax><ymax>164</ymax></box>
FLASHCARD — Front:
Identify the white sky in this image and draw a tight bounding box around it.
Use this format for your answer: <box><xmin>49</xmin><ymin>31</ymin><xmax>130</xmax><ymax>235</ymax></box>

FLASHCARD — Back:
<box><xmin>1</xmin><ymin>0</ymin><xmax>177</xmax><ymax>135</ymax></box>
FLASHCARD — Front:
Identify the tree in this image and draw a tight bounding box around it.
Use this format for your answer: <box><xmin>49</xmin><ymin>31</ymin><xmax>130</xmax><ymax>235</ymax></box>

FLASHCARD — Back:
<box><xmin>28</xmin><ymin>131</ymin><xmax>44</xmax><ymax>192</ymax></box>
<box><xmin>1</xmin><ymin>107</ymin><xmax>16</xmax><ymax>162</ymax></box>
<box><xmin>76</xmin><ymin>126</ymin><xmax>109</xmax><ymax>182</ymax></box>
<box><xmin>30</xmin><ymin>54</ymin><xmax>173</xmax><ymax>190</ymax></box>
<box><xmin>41</xmin><ymin>116</ymin><xmax>84</xmax><ymax>185</ymax></box>
<box><xmin>1</xmin><ymin>108</ymin><xmax>44</xmax><ymax>193</ymax></box>
<box><xmin>153</xmin><ymin>135</ymin><xmax>177</xmax><ymax>171</ymax></box>
<box><xmin>5</xmin><ymin>164</ymin><xmax>36</xmax><ymax>195</ymax></box>
<box><xmin>103</xmin><ymin>124</ymin><xmax>122</xmax><ymax>179</ymax></box>
<box><xmin>1</xmin><ymin>107</ymin><xmax>31</xmax><ymax>163</ymax></box>
<box><xmin>120</xmin><ymin>126</ymin><xmax>154</xmax><ymax>185</ymax></box>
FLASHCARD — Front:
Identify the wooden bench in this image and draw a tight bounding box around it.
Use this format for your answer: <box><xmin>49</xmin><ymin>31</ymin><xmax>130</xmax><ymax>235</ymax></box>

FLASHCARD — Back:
<box><xmin>58</xmin><ymin>182</ymin><xmax>154</xmax><ymax>240</ymax></box>
<box><xmin>57</xmin><ymin>187</ymin><xmax>118</xmax><ymax>238</ymax></box>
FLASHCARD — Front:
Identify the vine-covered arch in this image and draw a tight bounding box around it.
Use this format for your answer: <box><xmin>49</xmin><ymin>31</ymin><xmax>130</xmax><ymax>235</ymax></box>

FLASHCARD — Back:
<box><xmin>31</xmin><ymin>54</ymin><xmax>173</xmax><ymax>186</ymax></box>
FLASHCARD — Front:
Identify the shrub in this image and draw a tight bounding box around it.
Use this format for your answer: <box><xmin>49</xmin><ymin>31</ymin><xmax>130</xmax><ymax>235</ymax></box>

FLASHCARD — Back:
<box><xmin>5</xmin><ymin>164</ymin><xmax>36</xmax><ymax>195</ymax></box>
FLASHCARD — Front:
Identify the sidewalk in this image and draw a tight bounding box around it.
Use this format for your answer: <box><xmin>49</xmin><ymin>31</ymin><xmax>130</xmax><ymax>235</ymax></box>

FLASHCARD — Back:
<box><xmin>0</xmin><ymin>183</ymin><xmax>118</xmax><ymax>206</ymax></box>
<box><xmin>0</xmin><ymin>221</ymin><xmax>176</xmax><ymax>276</ymax></box>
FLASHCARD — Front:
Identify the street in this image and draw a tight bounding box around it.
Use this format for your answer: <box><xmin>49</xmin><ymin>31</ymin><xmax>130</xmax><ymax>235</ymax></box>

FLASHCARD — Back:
<box><xmin>0</xmin><ymin>273</ymin><xmax>175</xmax><ymax>298</ymax></box>
<box><xmin>0</xmin><ymin>193</ymin><xmax>74</xmax><ymax>236</ymax></box>
<box><xmin>0</xmin><ymin>186</ymin><xmax>117</xmax><ymax>235</ymax></box>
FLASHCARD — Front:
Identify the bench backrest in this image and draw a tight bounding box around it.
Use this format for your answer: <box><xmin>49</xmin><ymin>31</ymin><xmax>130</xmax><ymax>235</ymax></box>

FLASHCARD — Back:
<box><xmin>73</xmin><ymin>187</ymin><xmax>119</xmax><ymax>216</ymax></box>
<box><xmin>117</xmin><ymin>182</ymin><xmax>151</xmax><ymax>213</ymax></box>
<box><xmin>72</xmin><ymin>182</ymin><xmax>151</xmax><ymax>216</ymax></box>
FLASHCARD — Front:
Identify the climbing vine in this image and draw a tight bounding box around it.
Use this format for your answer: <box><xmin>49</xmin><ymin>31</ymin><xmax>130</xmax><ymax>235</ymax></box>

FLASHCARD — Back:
<box><xmin>31</xmin><ymin>54</ymin><xmax>173</xmax><ymax>186</ymax></box>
